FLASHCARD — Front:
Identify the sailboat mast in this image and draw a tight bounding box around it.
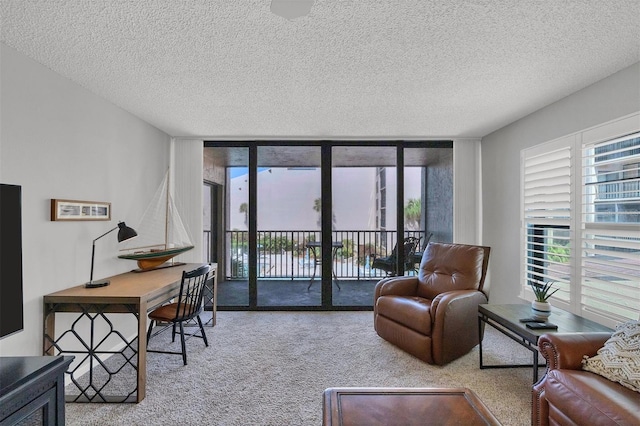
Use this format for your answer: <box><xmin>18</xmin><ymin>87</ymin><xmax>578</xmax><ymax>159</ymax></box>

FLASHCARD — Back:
<box><xmin>164</xmin><ymin>170</ymin><xmax>170</xmax><ymax>250</ymax></box>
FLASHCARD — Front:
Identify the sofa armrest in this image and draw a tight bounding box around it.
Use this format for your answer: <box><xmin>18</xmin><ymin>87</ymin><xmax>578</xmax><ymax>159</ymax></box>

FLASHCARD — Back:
<box><xmin>374</xmin><ymin>276</ymin><xmax>419</xmax><ymax>299</ymax></box>
<box><xmin>430</xmin><ymin>290</ymin><xmax>488</xmax><ymax>365</ymax></box>
<box><xmin>538</xmin><ymin>332</ymin><xmax>611</xmax><ymax>371</ymax></box>
<box><xmin>532</xmin><ymin>332</ymin><xmax>612</xmax><ymax>426</ymax></box>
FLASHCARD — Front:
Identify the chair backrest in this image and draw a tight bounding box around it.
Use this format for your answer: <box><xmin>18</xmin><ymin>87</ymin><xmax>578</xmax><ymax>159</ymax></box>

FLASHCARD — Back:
<box><xmin>173</xmin><ymin>264</ymin><xmax>212</xmax><ymax>322</ymax></box>
<box><xmin>390</xmin><ymin>236</ymin><xmax>420</xmax><ymax>259</ymax></box>
<box><xmin>416</xmin><ymin>242</ymin><xmax>490</xmax><ymax>300</ymax></box>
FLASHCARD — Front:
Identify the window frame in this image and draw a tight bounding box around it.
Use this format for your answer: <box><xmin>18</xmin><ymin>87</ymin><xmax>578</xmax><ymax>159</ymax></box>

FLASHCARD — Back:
<box><xmin>521</xmin><ymin>112</ymin><xmax>640</xmax><ymax>327</ymax></box>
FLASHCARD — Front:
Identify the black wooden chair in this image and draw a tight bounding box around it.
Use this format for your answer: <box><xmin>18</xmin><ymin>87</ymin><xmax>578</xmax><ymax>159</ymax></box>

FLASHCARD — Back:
<box><xmin>146</xmin><ymin>264</ymin><xmax>212</xmax><ymax>365</ymax></box>
<box><xmin>372</xmin><ymin>235</ymin><xmax>428</xmax><ymax>276</ymax></box>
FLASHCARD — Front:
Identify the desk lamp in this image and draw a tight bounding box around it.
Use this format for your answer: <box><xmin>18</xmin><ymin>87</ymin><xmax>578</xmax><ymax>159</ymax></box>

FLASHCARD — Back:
<box><xmin>86</xmin><ymin>221</ymin><xmax>137</xmax><ymax>288</ymax></box>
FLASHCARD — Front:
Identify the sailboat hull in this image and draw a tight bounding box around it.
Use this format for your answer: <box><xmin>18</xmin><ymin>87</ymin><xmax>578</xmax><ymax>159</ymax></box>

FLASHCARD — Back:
<box><xmin>118</xmin><ymin>246</ymin><xmax>194</xmax><ymax>271</ymax></box>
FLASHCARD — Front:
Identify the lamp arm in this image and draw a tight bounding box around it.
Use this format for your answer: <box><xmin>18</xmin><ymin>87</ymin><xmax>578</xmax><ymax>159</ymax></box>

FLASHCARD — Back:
<box><xmin>89</xmin><ymin>226</ymin><xmax>118</xmax><ymax>283</ymax></box>
<box><xmin>93</xmin><ymin>226</ymin><xmax>119</xmax><ymax>243</ymax></box>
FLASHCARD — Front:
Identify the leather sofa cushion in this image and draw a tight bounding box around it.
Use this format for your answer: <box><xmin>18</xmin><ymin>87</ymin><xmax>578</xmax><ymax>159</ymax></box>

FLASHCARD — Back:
<box><xmin>376</xmin><ymin>295</ymin><xmax>432</xmax><ymax>335</ymax></box>
<box><xmin>545</xmin><ymin>369</ymin><xmax>640</xmax><ymax>425</ymax></box>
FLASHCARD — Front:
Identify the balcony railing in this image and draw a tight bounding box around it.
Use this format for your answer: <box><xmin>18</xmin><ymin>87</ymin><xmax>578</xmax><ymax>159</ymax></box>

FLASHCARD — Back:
<box><xmin>204</xmin><ymin>230</ymin><xmax>428</xmax><ymax>279</ymax></box>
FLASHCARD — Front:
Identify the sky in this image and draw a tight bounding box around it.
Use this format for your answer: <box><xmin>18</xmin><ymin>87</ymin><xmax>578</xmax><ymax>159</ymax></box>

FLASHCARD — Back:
<box><xmin>229</xmin><ymin>167</ymin><xmax>272</xmax><ymax>178</ymax></box>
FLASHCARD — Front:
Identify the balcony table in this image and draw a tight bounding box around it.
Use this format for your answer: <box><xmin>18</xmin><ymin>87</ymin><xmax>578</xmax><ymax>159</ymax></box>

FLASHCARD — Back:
<box><xmin>306</xmin><ymin>241</ymin><xmax>343</xmax><ymax>290</ymax></box>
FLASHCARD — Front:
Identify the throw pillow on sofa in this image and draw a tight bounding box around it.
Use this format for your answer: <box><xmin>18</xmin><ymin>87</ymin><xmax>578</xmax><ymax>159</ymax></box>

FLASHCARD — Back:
<box><xmin>582</xmin><ymin>320</ymin><xmax>640</xmax><ymax>392</ymax></box>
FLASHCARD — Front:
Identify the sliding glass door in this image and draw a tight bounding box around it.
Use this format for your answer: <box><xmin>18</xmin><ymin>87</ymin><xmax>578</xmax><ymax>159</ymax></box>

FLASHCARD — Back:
<box><xmin>404</xmin><ymin>146</ymin><xmax>453</xmax><ymax>245</ymax></box>
<box><xmin>331</xmin><ymin>145</ymin><xmax>397</xmax><ymax>306</ymax></box>
<box><xmin>203</xmin><ymin>140</ymin><xmax>453</xmax><ymax>311</ymax></box>
<box><xmin>256</xmin><ymin>145</ymin><xmax>322</xmax><ymax>307</ymax></box>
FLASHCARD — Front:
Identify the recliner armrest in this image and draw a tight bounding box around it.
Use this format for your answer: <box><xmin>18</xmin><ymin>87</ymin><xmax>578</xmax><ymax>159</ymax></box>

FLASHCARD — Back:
<box><xmin>430</xmin><ymin>290</ymin><xmax>488</xmax><ymax>365</ymax></box>
<box><xmin>374</xmin><ymin>276</ymin><xmax>419</xmax><ymax>299</ymax></box>
<box><xmin>430</xmin><ymin>290</ymin><xmax>487</xmax><ymax>324</ymax></box>
<box><xmin>538</xmin><ymin>332</ymin><xmax>611</xmax><ymax>371</ymax></box>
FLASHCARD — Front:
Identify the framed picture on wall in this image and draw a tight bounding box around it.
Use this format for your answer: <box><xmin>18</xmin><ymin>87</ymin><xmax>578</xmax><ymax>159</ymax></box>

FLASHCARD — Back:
<box><xmin>51</xmin><ymin>199</ymin><xmax>111</xmax><ymax>221</ymax></box>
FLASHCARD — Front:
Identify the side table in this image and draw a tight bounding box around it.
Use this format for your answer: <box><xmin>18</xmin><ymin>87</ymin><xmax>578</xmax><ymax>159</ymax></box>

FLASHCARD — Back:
<box><xmin>478</xmin><ymin>304</ymin><xmax>612</xmax><ymax>382</ymax></box>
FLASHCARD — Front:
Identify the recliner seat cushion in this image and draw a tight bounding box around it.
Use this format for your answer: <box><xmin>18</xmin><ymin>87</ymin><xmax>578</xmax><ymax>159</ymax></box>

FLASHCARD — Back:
<box><xmin>376</xmin><ymin>295</ymin><xmax>432</xmax><ymax>335</ymax></box>
<box><xmin>545</xmin><ymin>369</ymin><xmax>640</xmax><ymax>425</ymax></box>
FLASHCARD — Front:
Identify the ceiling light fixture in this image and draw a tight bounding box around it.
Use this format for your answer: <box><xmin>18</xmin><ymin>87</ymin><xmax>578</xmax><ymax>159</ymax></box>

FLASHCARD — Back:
<box><xmin>270</xmin><ymin>0</ymin><xmax>314</xmax><ymax>20</ymax></box>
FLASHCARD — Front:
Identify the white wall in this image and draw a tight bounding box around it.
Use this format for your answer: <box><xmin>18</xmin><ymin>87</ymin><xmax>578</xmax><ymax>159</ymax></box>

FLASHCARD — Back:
<box><xmin>172</xmin><ymin>138</ymin><xmax>204</xmax><ymax>264</ymax></box>
<box><xmin>0</xmin><ymin>44</ymin><xmax>171</xmax><ymax>355</ymax></box>
<box><xmin>481</xmin><ymin>62</ymin><xmax>640</xmax><ymax>304</ymax></box>
<box><xmin>453</xmin><ymin>138</ymin><xmax>482</xmax><ymax>245</ymax></box>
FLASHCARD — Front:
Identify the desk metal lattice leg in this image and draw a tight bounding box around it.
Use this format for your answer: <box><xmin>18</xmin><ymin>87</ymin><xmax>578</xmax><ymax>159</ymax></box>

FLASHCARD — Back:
<box><xmin>44</xmin><ymin>303</ymin><xmax>140</xmax><ymax>403</ymax></box>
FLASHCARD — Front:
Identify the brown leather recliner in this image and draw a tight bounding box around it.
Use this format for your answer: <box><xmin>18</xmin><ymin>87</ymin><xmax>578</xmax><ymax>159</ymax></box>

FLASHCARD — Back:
<box><xmin>373</xmin><ymin>242</ymin><xmax>490</xmax><ymax>365</ymax></box>
<box><xmin>533</xmin><ymin>333</ymin><xmax>640</xmax><ymax>426</ymax></box>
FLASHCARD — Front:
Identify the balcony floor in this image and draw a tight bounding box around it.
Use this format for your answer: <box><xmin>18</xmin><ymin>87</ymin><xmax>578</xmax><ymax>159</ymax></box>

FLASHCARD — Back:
<box><xmin>217</xmin><ymin>278</ymin><xmax>381</xmax><ymax>309</ymax></box>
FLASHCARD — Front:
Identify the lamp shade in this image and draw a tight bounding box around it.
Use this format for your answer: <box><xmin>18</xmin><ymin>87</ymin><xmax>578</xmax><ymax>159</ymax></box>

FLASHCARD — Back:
<box><xmin>117</xmin><ymin>222</ymin><xmax>137</xmax><ymax>242</ymax></box>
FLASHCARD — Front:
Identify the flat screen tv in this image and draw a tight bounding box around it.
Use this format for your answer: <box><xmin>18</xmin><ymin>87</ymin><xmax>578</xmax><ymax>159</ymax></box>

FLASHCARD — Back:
<box><xmin>0</xmin><ymin>183</ymin><xmax>24</xmax><ymax>339</ymax></box>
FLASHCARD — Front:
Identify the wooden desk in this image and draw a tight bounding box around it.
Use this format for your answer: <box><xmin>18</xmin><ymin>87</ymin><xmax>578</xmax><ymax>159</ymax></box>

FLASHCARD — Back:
<box><xmin>43</xmin><ymin>263</ymin><xmax>217</xmax><ymax>403</ymax></box>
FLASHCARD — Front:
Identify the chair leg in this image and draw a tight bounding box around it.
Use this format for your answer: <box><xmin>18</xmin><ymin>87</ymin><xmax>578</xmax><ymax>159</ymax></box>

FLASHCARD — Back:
<box><xmin>197</xmin><ymin>315</ymin><xmax>208</xmax><ymax>347</ymax></box>
<box><xmin>179</xmin><ymin>322</ymin><xmax>187</xmax><ymax>366</ymax></box>
<box><xmin>172</xmin><ymin>323</ymin><xmax>177</xmax><ymax>343</ymax></box>
<box><xmin>146</xmin><ymin>319</ymin><xmax>155</xmax><ymax>348</ymax></box>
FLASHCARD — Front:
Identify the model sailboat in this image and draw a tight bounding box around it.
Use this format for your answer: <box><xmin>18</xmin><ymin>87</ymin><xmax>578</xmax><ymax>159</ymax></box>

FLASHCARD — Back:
<box><xmin>118</xmin><ymin>170</ymin><xmax>194</xmax><ymax>270</ymax></box>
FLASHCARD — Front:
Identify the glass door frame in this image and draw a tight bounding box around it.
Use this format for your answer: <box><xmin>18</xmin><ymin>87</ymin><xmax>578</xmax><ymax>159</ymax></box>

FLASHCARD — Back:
<box><xmin>204</xmin><ymin>140</ymin><xmax>452</xmax><ymax>311</ymax></box>
<box><xmin>203</xmin><ymin>180</ymin><xmax>221</xmax><ymax>264</ymax></box>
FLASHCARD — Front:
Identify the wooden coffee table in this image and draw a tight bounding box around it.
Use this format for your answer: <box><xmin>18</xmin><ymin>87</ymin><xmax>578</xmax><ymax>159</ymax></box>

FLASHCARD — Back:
<box><xmin>478</xmin><ymin>304</ymin><xmax>612</xmax><ymax>382</ymax></box>
<box><xmin>323</xmin><ymin>387</ymin><xmax>501</xmax><ymax>426</ymax></box>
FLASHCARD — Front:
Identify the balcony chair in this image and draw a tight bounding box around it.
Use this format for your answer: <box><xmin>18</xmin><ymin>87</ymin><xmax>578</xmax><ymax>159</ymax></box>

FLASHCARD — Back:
<box><xmin>146</xmin><ymin>264</ymin><xmax>212</xmax><ymax>365</ymax></box>
<box><xmin>374</xmin><ymin>242</ymin><xmax>490</xmax><ymax>365</ymax></box>
<box><xmin>371</xmin><ymin>235</ymin><xmax>427</xmax><ymax>276</ymax></box>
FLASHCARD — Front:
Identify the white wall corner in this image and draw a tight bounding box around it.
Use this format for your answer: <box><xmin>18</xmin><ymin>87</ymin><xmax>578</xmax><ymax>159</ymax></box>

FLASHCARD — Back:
<box><xmin>172</xmin><ymin>138</ymin><xmax>204</xmax><ymax>264</ymax></box>
<box><xmin>453</xmin><ymin>138</ymin><xmax>482</xmax><ymax>245</ymax></box>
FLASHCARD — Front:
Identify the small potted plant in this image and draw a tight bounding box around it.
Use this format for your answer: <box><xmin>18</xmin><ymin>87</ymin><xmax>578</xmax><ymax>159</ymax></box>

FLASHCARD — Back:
<box><xmin>529</xmin><ymin>281</ymin><xmax>558</xmax><ymax>320</ymax></box>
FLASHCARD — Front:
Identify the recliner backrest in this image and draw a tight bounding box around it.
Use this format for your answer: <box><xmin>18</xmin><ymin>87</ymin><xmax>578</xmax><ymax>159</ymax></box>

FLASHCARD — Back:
<box><xmin>416</xmin><ymin>242</ymin><xmax>490</xmax><ymax>300</ymax></box>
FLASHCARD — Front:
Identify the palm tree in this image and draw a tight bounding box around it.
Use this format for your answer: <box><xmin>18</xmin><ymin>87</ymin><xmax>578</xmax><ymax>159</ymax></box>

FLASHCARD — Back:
<box><xmin>239</xmin><ymin>202</ymin><xmax>248</xmax><ymax>226</ymax></box>
<box><xmin>312</xmin><ymin>198</ymin><xmax>336</xmax><ymax>229</ymax></box>
<box><xmin>404</xmin><ymin>198</ymin><xmax>421</xmax><ymax>230</ymax></box>
<box><xmin>313</xmin><ymin>198</ymin><xmax>322</xmax><ymax>228</ymax></box>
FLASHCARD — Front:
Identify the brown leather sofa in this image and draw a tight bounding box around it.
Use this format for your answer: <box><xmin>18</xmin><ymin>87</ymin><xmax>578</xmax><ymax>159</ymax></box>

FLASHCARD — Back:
<box><xmin>533</xmin><ymin>333</ymin><xmax>640</xmax><ymax>426</ymax></box>
<box><xmin>373</xmin><ymin>242</ymin><xmax>490</xmax><ymax>365</ymax></box>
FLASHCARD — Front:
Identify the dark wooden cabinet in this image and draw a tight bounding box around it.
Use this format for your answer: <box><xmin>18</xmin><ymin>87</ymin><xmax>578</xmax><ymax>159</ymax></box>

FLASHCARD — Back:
<box><xmin>0</xmin><ymin>356</ymin><xmax>73</xmax><ymax>425</ymax></box>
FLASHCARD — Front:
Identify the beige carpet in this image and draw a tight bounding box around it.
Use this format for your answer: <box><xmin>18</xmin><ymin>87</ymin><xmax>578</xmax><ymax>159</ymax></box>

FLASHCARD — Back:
<box><xmin>65</xmin><ymin>311</ymin><xmax>539</xmax><ymax>425</ymax></box>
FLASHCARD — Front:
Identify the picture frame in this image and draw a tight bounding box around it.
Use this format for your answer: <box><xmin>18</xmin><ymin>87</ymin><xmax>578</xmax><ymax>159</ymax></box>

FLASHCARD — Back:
<box><xmin>51</xmin><ymin>199</ymin><xmax>111</xmax><ymax>221</ymax></box>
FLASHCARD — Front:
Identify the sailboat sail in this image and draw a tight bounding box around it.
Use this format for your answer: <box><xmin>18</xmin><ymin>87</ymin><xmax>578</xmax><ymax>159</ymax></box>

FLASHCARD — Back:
<box><xmin>118</xmin><ymin>171</ymin><xmax>194</xmax><ymax>270</ymax></box>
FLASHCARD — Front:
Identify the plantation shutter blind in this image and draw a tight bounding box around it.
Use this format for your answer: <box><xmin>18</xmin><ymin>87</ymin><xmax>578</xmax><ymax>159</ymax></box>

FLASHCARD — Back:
<box><xmin>581</xmin><ymin>132</ymin><xmax>640</xmax><ymax>322</ymax></box>
<box><xmin>522</xmin><ymin>139</ymin><xmax>572</xmax><ymax>303</ymax></box>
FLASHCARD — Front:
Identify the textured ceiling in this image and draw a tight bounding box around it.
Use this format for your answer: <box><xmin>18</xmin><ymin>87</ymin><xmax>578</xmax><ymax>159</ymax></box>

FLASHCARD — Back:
<box><xmin>1</xmin><ymin>1</ymin><xmax>639</xmax><ymax>139</ymax></box>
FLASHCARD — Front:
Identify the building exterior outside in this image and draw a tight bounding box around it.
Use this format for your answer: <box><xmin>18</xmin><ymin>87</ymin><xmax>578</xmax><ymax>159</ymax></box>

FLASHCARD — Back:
<box><xmin>227</xmin><ymin>167</ymin><xmax>423</xmax><ymax>232</ymax></box>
